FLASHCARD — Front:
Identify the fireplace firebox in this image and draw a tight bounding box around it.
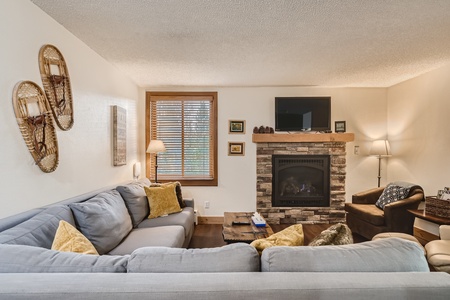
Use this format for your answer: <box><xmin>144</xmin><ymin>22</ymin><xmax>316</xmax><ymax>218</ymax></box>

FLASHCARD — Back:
<box><xmin>272</xmin><ymin>155</ymin><xmax>330</xmax><ymax>207</ymax></box>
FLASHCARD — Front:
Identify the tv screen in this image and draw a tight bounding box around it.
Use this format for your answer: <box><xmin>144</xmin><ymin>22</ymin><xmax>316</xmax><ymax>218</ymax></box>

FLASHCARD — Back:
<box><xmin>275</xmin><ymin>97</ymin><xmax>331</xmax><ymax>132</ymax></box>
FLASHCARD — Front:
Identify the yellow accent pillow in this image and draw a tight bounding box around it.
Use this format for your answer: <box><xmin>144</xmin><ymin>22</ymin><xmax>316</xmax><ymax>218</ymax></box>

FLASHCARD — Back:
<box><xmin>145</xmin><ymin>183</ymin><xmax>182</xmax><ymax>219</ymax></box>
<box><xmin>250</xmin><ymin>224</ymin><xmax>304</xmax><ymax>255</ymax></box>
<box><xmin>51</xmin><ymin>220</ymin><xmax>99</xmax><ymax>255</ymax></box>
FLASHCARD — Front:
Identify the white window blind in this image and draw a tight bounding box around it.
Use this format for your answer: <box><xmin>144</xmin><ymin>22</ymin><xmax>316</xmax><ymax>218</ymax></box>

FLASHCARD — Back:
<box><xmin>148</xmin><ymin>92</ymin><xmax>217</xmax><ymax>186</ymax></box>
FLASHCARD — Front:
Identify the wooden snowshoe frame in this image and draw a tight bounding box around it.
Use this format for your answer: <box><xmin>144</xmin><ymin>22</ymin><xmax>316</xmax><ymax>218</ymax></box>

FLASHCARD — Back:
<box><xmin>13</xmin><ymin>81</ymin><xmax>59</xmax><ymax>173</ymax></box>
<box><xmin>39</xmin><ymin>44</ymin><xmax>74</xmax><ymax>131</ymax></box>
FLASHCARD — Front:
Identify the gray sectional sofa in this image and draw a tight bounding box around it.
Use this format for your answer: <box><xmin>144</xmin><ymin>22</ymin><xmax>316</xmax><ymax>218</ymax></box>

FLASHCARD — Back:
<box><xmin>0</xmin><ymin>178</ymin><xmax>195</xmax><ymax>260</ymax></box>
<box><xmin>1</xmin><ymin>180</ymin><xmax>450</xmax><ymax>299</ymax></box>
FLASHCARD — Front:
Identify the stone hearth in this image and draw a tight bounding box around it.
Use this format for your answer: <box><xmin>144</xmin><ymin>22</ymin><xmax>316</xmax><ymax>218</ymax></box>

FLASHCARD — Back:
<box><xmin>254</xmin><ymin>133</ymin><xmax>353</xmax><ymax>225</ymax></box>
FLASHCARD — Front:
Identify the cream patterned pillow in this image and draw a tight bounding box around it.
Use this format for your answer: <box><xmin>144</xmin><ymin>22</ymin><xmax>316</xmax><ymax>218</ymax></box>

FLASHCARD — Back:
<box><xmin>51</xmin><ymin>220</ymin><xmax>99</xmax><ymax>255</ymax></box>
<box><xmin>144</xmin><ymin>183</ymin><xmax>182</xmax><ymax>219</ymax></box>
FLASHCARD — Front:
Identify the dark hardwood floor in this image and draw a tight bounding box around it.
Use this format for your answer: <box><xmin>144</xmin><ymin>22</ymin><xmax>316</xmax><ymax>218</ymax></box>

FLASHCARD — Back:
<box><xmin>188</xmin><ymin>223</ymin><xmax>367</xmax><ymax>248</ymax></box>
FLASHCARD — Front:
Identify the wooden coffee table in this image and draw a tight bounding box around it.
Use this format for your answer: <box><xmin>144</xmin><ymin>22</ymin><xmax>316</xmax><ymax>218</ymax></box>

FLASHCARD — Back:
<box><xmin>222</xmin><ymin>212</ymin><xmax>274</xmax><ymax>243</ymax></box>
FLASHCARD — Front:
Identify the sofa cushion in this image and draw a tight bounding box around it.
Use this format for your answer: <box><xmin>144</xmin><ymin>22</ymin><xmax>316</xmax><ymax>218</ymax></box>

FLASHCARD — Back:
<box><xmin>250</xmin><ymin>224</ymin><xmax>304</xmax><ymax>255</ymax></box>
<box><xmin>308</xmin><ymin>223</ymin><xmax>353</xmax><ymax>246</ymax></box>
<box><xmin>375</xmin><ymin>182</ymin><xmax>416</xmax><ymax>209</ymax></box>
<box><xmin>344</xmin><ymin>203</ymin><xmax>385</xmax><ymax>226</ymax></box>
<box><xmin>51</xmin><ymin>220</ymin><xmax>98</xmax><ymax>255</ymax></box>
<box><xmin>137</xmin><ymin>207</ymin><xmax>194</xmax><ymax>238</ymax></box>
<box><xmin>144</xmin><ymin>184</ymin><xmax>182</xmax><ymax>219</ymax></box>
<box><xmin>261</xmin><ymin>238</ymin><xmax>429</xmax><ymax>272</ymax></box>
<box><xmin>108</xmin><ymin>226</ymin><xmax>185</xmax><ymax>255</ymax></box>
<box><xmin>0</xmin><ymin>244</ymin><xmax>128</xmax><ymax>273</ymax></box>
<box><xmin>0</xmin><ymin>205</ymin><xmax>75</xmax><ymax>249</ymax></box>
<box><xmin>150</xmin><ymin>181</ymin><xmax>186</xmax><ymax>208</ymax></box>
<box><xmin>127</xmin><ymin>243</ymin><xmax>260</xmax><ymax>273</ymax></box>
<box><xmin>116</xmin><ymin>179</ymin><xmax>151</xmax><ymax>227</ymax></box>
<box><xmin>69</xmin><ymin>190</ymin><xmax>132</xmax><ymax>254</ymax></box>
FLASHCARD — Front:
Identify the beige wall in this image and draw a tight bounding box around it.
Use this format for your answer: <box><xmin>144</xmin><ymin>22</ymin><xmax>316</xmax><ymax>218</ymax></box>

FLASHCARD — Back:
<box><xmin>148</xmin><ymin>87</ymin><xmax>387</xmax><ymax>217</ymax></box>
<box><xmin>0</xmin><ymin>0</ymin><xmax>142</xmax><ymax>218</ymax></box>
<box><xmin>387</xmin><ymin>64</ymin><xmax>450</xmax><ymax>196</ymax></box>
<box><xmin>7</xmin><ymin>0</ymin><xmax>445</xmax><ymax>220</ymax></box>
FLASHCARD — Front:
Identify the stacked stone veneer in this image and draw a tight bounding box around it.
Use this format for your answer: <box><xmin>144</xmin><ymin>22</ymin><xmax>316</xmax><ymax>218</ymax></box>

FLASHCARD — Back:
<box><xmin>256</xmin><ymin>141</ymin><xmax>347</xmax><ymax>225</ymax></box>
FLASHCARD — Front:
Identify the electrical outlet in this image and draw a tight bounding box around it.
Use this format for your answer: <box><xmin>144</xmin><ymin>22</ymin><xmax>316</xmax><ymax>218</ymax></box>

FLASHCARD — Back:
<box><xmin>354</xmin><ymin>145</ymin><xmax>360</xmax><ymax>155</ymax></box>
<box><xmin>204</xmin><ymin>201</ymin><xmax>210</xmax><ymax>209</ymax></box>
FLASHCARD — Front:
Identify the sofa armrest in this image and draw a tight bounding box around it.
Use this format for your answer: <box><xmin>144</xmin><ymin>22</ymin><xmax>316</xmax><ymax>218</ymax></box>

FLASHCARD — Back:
<box><xmin>184</xmin><ymin>198</ymin><xmax>195</xmax><ymax>209</ymax></box>
<box><xmin>352</xmin><ymin>187</ymin><xmax>385</xmax><ymax>204</ymax></box>
<box><xmin>440</xmin><ymin>225</ymin><xmax>450</xmax><ymax>240</ymax></box>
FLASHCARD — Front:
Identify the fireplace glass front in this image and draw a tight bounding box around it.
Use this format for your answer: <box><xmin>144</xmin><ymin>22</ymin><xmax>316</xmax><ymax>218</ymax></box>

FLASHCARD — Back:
<box><xmin>272</xmin><ymin>155</ymin><xmax>330</xmax><ymax>207</ymax></box>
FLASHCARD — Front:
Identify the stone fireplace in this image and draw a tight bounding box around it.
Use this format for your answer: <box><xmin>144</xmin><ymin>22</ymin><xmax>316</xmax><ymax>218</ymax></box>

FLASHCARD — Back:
<box><xmin>254</xmin><ymin>133</ymin><xmax>354</xmax><ymax>225</ymax></box>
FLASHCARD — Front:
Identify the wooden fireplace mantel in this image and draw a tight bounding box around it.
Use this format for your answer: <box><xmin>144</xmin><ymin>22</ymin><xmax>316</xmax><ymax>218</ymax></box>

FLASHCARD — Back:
<box><xmin>252</xmin><ymin>132</ymin><xmax>354</xmax><ymax>143</ymax></box>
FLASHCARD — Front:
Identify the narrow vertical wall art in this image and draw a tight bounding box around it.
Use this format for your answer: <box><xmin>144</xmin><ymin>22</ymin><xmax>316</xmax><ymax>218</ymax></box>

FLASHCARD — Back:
<box><xmin>113</xmin><ymin>105</ymin><xmax>127</xmax><ymax>166</ymax></box>
<box><xmin>39</xmin><ymin>44</ymin><xmax>74</xmax><ymax>131</ymax></box>
<box><xmin>12</xmin><ymin>81</ymin><xmax>59</xmax><ymax>173</ymax></box>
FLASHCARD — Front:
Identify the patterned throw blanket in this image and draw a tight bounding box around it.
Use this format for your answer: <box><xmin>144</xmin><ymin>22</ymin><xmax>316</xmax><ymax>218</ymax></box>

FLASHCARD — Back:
<box><xmin>375</xmin><ymin>181</ymin><xmax>420</xmax><ymax>210</ymax></box>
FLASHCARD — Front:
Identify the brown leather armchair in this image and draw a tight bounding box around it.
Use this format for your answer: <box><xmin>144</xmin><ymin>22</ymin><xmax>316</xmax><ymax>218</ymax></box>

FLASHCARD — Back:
<box><xmin>345</xmin><ymin>185</ymin><xmax>424</xmax><ymax>240</ymax></box>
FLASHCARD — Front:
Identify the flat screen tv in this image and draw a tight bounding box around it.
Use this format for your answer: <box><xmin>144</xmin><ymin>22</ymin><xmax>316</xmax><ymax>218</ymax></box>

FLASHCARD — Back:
<box><xmin>275</xmin><ymin>97</ymin><xmax>331</xmax><ymax>132</ymax></box>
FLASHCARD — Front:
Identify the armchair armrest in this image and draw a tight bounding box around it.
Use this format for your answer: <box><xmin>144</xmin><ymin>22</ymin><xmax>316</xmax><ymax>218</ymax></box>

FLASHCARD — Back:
<box><xmin>440</xmin><ymin>225</ymin><xmax>450</xmax><ymax>240</ymax></box>
<box><xmin>384</xmin><ymin>192</ymin><xmax>424</xmax><ymax>231</ymax></box>
<box><xmin>352</xmin><ymin>187</ymin><xmax>385</xmax><ymax>204</ymax></box>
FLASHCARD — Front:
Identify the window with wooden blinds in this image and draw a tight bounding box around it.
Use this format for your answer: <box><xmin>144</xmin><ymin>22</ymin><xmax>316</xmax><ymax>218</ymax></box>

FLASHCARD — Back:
<box><xmin>146</xmin><ymin>92</ymin><xmax>218</xmax><ymax>186</ymax></box>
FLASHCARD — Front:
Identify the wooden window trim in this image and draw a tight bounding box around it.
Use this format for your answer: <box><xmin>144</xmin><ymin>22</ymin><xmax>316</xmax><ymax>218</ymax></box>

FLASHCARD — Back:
<box><xmin>145</xmin><ymin>91</ymin><xmax>218</xmax><ymax>186</ymax></box>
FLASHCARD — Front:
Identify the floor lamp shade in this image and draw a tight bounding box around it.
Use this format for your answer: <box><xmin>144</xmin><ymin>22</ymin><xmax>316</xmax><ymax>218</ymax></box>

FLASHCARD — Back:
<box><xmin>146</xmin><ymin>140</ymin><xmax>166</xmax><ymax>183</ymax></box>
<box><xmin>370</xmin><ymin>140</ymin><xmax>391</xmax><ymax>187</ymax></box>
<box><xmin>370</xmin><ymin>140</ymin><xmax>391</xmax><ymax>157</ymax></box>
<box><xmin>146</xmin><ymin>140</ymin><xmax>166</xmax><ymax>154</ymax></box>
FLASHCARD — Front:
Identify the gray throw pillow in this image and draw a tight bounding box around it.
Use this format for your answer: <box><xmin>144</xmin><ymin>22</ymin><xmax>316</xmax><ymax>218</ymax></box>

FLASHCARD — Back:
<box><xmin>0</xmin><ymin>205</ymin><xmax>75</xmax><ymax>249</ymax></box>
<box><xmin>116</xmin><ymin>179</ymin><xmax>151</xmax><ymax>227</ymax></box>
<box><xmin>69</xmin><ymin>190</ymin><xmax>132</xmax><ymax>254</ymax></box>
<box><xmin>0</xmin><ymin>244</ymin><xmax>128</xmax><ymax>273</ymax></box>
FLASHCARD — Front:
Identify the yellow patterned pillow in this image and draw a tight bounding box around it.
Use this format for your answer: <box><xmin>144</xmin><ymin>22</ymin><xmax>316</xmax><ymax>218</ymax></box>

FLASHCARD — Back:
<box><xmin>51</xmin><ymin>220</ymin><xmax>99</xmax><ymax>255</ymax></box>
<box><xmin>145</xmin><ymin>183</ymin><xmax>182</xmax><ymax>219</ymax></box>
<box><xmin>250</xmin><ymin>224</ymin><xmax>304</xmax><ymax>255</ymax></box>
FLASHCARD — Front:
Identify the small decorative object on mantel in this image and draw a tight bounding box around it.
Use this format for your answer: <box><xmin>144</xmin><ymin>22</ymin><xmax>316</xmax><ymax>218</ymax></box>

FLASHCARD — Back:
<box><xmin>229</xmin><ymin>120</ymin><xmax>245</xmax><ymax>134</ymax></box>
<box><xmin>253</xmin><ymin>125</ymin><xmax>274</xmax><ymax>134</ymax></box>
<box><xmin>12</xmin><ymin>81</ymin><xmax>59</xmax><ymax>173</ymax></box>
<box><xmin>335</xmin><ymin>121</ymin><xmax>346</xmax><ymax>133</ymax></box>
<box><xmin>39</xmin><ymin>44</ymin><xmax>74</xmax><ymax>131</ymax></box>
<box><xmin>228</xmin><ymin>142</ymin><xmax>245</xmax><ymax>156</ymax></box>
<box><xmin>112</xmin><ymin>105</ymin><xmax>127</xmax><ymax>166</ymax></box>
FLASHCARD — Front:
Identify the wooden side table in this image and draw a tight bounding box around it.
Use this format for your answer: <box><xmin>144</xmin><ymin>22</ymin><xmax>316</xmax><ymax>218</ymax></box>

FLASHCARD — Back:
<box><xmin>408</xmin><ymin>209</ymin><xmax>450</xmax><ymax>245</ymax></box>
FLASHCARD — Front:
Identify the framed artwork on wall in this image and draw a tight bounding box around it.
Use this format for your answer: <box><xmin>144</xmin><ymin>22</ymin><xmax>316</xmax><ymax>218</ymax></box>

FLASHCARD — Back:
<box><xmin>228</xmin><ymin>142</ymin><xmax>245</xmax><ymax>156</ymax></box>
<box><xmin>335</xmin><ymin>121</ymin><xmax>346</xmax><ymax>133</ymax></box>
<box><xmin>229</xmin><ymin>120</ymin><xmax>245</xmax><ymax>134</ymax></box>
<box><xmin>113</xmin><ymin>105</ymin><xmax>127</xmax><ymax>166</ymax></box>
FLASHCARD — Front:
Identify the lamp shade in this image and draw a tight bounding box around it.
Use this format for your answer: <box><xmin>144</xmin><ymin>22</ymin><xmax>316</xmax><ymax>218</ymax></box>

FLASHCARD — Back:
<box><xmin>146</xmin><ymin>140</ymin><xmax>166</xmax><ymax>154</ymax></box>
<box><xmin>369</xmin><ymin>140</ymin><xmax>391</xmax><ymax>157</ymax></box>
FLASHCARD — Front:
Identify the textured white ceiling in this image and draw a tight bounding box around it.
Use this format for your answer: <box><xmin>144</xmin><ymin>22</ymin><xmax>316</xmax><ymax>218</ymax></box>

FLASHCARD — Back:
<box><xmin>30</xmin><ymin>0</ymin><xmax>450</xmax><ymax>88</ymax></box>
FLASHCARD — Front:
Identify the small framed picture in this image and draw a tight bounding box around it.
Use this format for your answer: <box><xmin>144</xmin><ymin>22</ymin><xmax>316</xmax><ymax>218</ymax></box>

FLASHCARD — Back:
<box><xmin>229</xmin><ymin>120</ymin><xmax>245</xmax><ymax>134</ymax></box>
<box><xmin>228</xmin><ymin>142</ymin><xmax>245</xmax><ymax>156</ymax></box>
<box><xmin>335</xmin><ymin>121</ymin><xmax>346</xmax><ymax>133</ymax></box>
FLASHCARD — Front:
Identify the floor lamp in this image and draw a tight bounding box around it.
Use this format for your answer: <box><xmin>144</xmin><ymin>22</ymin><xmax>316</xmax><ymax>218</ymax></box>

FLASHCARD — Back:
<box><xmin>146</xmin><ymin>140</ymin><xmax>166</xmax><ymax>183</ymax></box>
<box><xmin>370</xmin><ymin>140</ymin><xmax>391</xmax><ymax>187</ymax></box>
